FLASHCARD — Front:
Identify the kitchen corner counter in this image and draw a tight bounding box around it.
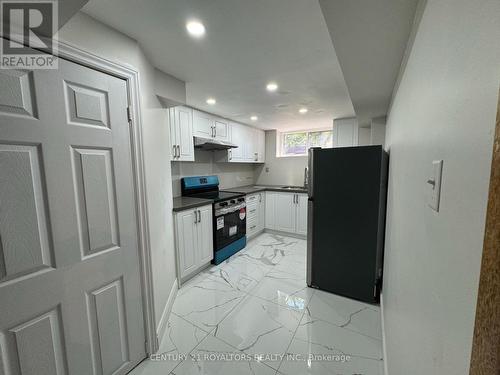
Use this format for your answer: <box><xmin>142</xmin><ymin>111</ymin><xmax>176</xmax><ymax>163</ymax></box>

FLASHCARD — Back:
<box><xmin>173</xmin><ymin>196</ymin><xmax>213</xmax><ymax>212</ymax></box>
<box><xmin>223</xmin><ymin>185</ymin><xmax>308</xmax><ymax>194</ymax></box>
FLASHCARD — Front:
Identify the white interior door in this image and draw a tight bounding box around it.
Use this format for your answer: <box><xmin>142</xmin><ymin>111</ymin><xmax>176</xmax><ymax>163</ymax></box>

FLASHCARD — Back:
<box><xmin>0</xmin><ymin>58</ymin><xmax>146</xmax><ymax>374</ymax></box>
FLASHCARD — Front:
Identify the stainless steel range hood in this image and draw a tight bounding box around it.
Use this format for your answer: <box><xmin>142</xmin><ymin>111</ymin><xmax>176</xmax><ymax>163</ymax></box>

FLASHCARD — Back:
<box><xmin>194</xmin><ymin>136</ymin><xmax>238</xmax><ymax>151</ymax></box>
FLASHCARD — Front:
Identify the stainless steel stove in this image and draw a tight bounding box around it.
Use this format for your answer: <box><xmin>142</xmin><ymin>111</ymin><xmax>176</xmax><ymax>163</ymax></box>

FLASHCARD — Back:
<box><xmin>181</xmin><ymin>176</ymin><xmax>247</xmax><ymax>264</ymax></box>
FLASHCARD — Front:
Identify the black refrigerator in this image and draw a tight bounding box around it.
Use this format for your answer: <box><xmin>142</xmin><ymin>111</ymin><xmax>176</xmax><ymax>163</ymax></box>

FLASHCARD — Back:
<box><xmin>306</xmin><ymin>146</ymin><xmax>389</xmax><ymax>304</ymax></box>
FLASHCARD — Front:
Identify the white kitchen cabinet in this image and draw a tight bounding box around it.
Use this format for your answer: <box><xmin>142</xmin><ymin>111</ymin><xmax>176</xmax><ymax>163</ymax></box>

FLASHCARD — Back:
<box><xmin>333</xmin><ymin>117</ymin><xmax>358</xmax><ymax>148</ymax></box>
<box><xmin>257</xmin><ymin>129</ymin><xmax>266</xmax><ymax>162</ymax></box>
<box><xmin>214</xmin><ymin>118</ymin><xmax>230</xmax><ymax>142</ymax></box>
<box><xmin>265</xmin><ymin>192</ymin><xmax>276</xmax><ymax>230</ymax></box>
<box><xmin>193</xmin><ymin>109</ymin><xmax>231</xmax><ymax>142</ymax></box>
<box><xmin>193</xmin><ymin>109</ymin><xmax>213</xmax><ymax>138</ymax></box>
<box><xmin>174</xmin><ymin>205</ymin><xmax>213</xmax><ymax>282</ymax></box>
<box><xmin>218</xmin><ymin>123</ymin><xmax>265</xmax><ymax>163</ymax></box>
<box><xmin>169</xmin><ymin>106</ymin><xmax>194</xmax><ymax>161</ymax></box>
<box><xmin>265</xmin><ymin>191</ymin><xmax>308</xmax><ymax>236</ymax></box>
<box><xmin>296</xmin><ymin>194</ymin><xmax>308</xmax><ymax>236</ymax></box>
<box><xmin>275</xmin><ymin>193</ymin><xmax>296</xmax><ymax>233</ymax></box>
<box><xmin>246</xmin><ymin>192</ymin><xmax>265</xmax><ymax>238</ymax></box>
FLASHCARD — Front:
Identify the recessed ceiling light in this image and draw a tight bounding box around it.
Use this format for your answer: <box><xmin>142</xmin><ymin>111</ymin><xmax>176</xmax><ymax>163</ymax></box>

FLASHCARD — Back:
<box><xmin>186</xmin><ymin>20</ymin><xmax>206</xmax><ymax>38</ymax></box>
<box><xmin>251</xmin><ymin>116</ymin><xmax>258</xmax><ymax>121</ymax></box>
<box><xmin>206</xmin><ymin>98</ymin><xmax>216</xmax><ymax>105</ymax></box>
<box><xmin>299</xmin><ymin>108</ymin><xmax>308</xmax><ymax>114</ymax></box>
<box><xmin>266</xmin><ymin>82</ymin><xmax>278</xmax><ymax>92</ymax></box>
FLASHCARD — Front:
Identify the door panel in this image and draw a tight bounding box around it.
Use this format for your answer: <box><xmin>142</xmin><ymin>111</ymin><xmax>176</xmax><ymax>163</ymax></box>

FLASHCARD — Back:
<box><xmin>72</xmin><ymin>148</ymin><xmax>119</xmax><ymax>256</ymax></box>
<box><xmin>193</xmin><ymin>110</ymin><xmax>213</xmax><ymax>138</ymax></box>
<box><xmin>296</xmin><ymin>194</ymin><xmax>308</xmax><ymax>235</ymax></box>
<box><xmin>6</xmin><ymin>307</ymin><xmax>66</xmax><ymax>375</ymax></box>
<box><xmin>0</xmin><ymin>144</ymin><xmax>53</xmax><ymax>281</ymax></box>
<box><xmin>229</xmin><ymin>123</ymin><xmax>245</xmax><ymax>161</ymax></box>
<box><xmin>0</xmin><ymin>69</ymin><xmax>37</xmax><ymax>117</ymax></box>
<box><xmin>265</xmin><ymin>192</ymin><xmax>276</xmax><ymax>230</ymax></box>
<box><xmin>197</xmin><ymin>206</ymin><xmax>213</xmax><ymax>265</ymax></box>
<box><xmin>87</xmin><ymin>279</ymin><xmax>129</xmax><ymax>375</ymax></box>
<box><xmin>176</xmin><ymin>106</ymin><xmax>194</xmax><ymax>161</ymax></box>
<box><xmin>275</xmin><ymin>193</ymin><xmax>296</xmax><ymax>233</ymax></box>
<box><xmin>176</xmin><ymin>211</ymin><xmax>198</xmax><ymax>278</ymax></box>
<box><xmin>0</xmin><ymin>57</ymin><xmax>146</xmax><ymax>375</ymax></box>
<box><xmin>214</xmin><ymin>119</ymin><xmax>229</xmax><ymax>141</ymax></box>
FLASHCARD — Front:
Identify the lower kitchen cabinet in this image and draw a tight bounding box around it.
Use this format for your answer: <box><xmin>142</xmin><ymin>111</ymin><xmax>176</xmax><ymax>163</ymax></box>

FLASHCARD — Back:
<box><xmin>174</xmin><ymin>205</ymin><xmax>213</xmax><ymax>282</ymax></box>
<box><xmin>246</xmin><ymin>192</ymin><xmax>265</xmax><ymax>238</ymax></box>
<box><xmin>265</xmin><ymin>191</ymin><xmax>308</xmax><ymax>236</ymax></box>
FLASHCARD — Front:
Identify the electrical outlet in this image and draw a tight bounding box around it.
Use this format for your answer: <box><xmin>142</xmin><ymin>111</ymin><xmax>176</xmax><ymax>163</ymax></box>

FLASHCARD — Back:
<box><xmin>427</xmin><ymin>160</ymin><xmax>443</xmax><ymax>212</ymax></box>
<box><xmin>265</xmin><ymin>167</ymin><xmax>270</xmax><ymax>173</ymax></box>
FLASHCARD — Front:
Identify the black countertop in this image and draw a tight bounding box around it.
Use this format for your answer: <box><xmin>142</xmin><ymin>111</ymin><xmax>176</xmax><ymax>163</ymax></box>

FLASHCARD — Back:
<box><xmin>223</xmin><ymin>185</ymin><xmax>308</xmax><ymax>194</ymax></box>
<box><xmin>172</xmin><ymin>196</ymin><xmax>213</xmax><ymax>212</ymax></box>
<box><xmin>173</xmin><ymin>185</ymin><xmax>307</xmax><ymax>212</ymax></box>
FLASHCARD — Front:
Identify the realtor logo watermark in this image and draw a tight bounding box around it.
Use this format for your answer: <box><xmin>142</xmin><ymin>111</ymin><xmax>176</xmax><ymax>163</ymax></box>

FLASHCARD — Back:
<box><xmin>1</xmin><ymin>0</ymin><xmax>58</xmax><ymax>69</ymax></box>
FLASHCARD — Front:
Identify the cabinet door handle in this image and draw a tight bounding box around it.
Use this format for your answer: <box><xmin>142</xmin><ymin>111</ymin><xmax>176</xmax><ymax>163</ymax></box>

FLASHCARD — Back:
<box><xmin>176</xmin><ymin>145</ymin><xmax>180</xmax><ymax>158</ymax></box>
<box><xmin>194</xmin><ymin>210</ymin><xmax>198</xmax><ymax>224</ymax></box>
<box><xmin>249</xmin><ymin>209</ymin><xmax>256</xmax><ymax>213</ymax></box>
<box><xmin>197</xmin><ymin>210</ymin><xmax>201</xmax><ymax>223</ymax></box>
<box><xmin>172</xmin><ymin>145</ymin><xmax>176</xmax><ymax>158</ymax></box>
<box><xmin>250</xmin><ymin>225</ymin><xmax>256</xmax><ymax>230</ymax></box>
<box><xmin>229</xmin><ymin>149</ymin><xmax>232</xmax><ymax>161</ymax></box>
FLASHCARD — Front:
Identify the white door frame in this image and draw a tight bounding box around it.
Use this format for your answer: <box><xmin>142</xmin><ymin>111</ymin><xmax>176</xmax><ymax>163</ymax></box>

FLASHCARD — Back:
<box><xmin>1</xmin><ymin>36</ymin><xmax>159</xmax><ymax>354</ymax></box>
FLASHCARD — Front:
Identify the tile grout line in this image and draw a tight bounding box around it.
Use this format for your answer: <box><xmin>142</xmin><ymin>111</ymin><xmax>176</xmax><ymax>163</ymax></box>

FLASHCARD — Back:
<box><xmin>275</xmin><ymin>289</ymin><xmax>315</xmax><ymax>374</ymax></box>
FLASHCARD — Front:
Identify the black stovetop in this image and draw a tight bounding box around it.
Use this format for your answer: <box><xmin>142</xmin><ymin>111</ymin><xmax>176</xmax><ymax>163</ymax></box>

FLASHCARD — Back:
<box><xmin>187</xmin><ymin>190</ymin><xmax>245</xmax><ymax>203</ymax></box>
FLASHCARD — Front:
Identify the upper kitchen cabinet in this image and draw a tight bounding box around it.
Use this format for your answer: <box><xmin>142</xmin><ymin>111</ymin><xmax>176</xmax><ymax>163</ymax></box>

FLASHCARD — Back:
<box><xmin>256</xmin><ymin>128</ymin><xmax>266</xmax><ymax>162</ymax></box>
<box><xmin>333</xmin><ymin>117</ymin><xmax>359</xmax><ymax>148</ymax></box>
<box><xmin>214</xmin><ymin>118</ymin><xmax>230</xmax><ymax>142</ymax></box>
<box><xmin>193</xmin><ymin>109</ymin><xmax>231</xmax><ymax>142</ymax></box>
<box><xmin>217</xmin><ymin>122</ymin><xmax>265</xmax><ymax>163</ymax></box>
<box><xmin>169</xmin><ymin>106</ymin><xmax>195</xmax><ymax>161</ymax></box>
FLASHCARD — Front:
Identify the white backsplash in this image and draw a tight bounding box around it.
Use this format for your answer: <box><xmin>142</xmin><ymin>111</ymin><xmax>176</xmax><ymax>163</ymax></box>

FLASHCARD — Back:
<box><xmin>171</xmin><ymin>150</ymin><xmax>256</xmax><ymax>197</ymax></box>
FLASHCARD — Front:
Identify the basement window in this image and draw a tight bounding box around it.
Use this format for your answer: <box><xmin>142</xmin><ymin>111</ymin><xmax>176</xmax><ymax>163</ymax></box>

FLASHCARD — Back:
<box><xmin>278</xmin><ymin>129</ymin><xmax>333</xmax><ymax>157</ymax></box>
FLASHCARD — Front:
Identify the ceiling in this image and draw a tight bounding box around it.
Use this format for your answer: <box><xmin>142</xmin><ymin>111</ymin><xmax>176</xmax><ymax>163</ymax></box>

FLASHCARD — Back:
<box><xmin>83</xmin><ymin>0</ymin><xmax>355</xmax><ymax>130</ymax></box>
<box><xmin>319</xmin><ymin>0</ymin><xmax>420</xmax><ymax>126</ymax></box>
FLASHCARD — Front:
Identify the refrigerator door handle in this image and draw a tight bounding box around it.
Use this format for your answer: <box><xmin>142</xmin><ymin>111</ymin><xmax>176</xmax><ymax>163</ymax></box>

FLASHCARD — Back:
<box><xmin>308</xmin><ymin>148</ymin><xmax>315</xmax><ymax>198</ymax></box>
<box><xmin>306</xmin><ymin>199</ymin><xmax>314</xmax><ymax>286</ymax></box>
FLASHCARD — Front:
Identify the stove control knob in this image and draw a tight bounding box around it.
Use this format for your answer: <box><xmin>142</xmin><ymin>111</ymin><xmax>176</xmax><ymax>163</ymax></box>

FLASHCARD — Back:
<box><xmin>230</xmin><ymin>200</ymin><xmax>236</xmax><ymax>204</ymax></box>
<box><xmin>219</xmin><ymin>202</ymin><xmax>228</xmax><ymax>207</ymax></box>
<box><xmin>237</xmin><ymin>198</ymin><xmax>245</xmax><ymax>202</ymax></box>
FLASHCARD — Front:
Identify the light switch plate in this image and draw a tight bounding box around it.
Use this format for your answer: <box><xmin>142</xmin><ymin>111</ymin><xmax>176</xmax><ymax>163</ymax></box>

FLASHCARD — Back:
<box><xmin>428</xmin><ymin>160</ymin><xmax>443</xmax><ymax>212</ymax></box>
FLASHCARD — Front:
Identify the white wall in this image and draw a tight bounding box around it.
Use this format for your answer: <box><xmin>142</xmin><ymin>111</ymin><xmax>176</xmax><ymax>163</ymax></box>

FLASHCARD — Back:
<box><xmin>58</xmin><ymin>12</ymin><xmax>180</xmax><ymax>332</ymax></box>
<box><xmin>382</xmin><ymin>1</ymin><xmax>500</xmax><ymax>374</ymax></box>
<box><xmin>358</xmin><ymin>126</ymin><xmax>371</xmax><ymax>146</ymax></box>
<box><xmin>370</xmin><ymin>116</ymin><xmax>386</xmax><ymax>146</ymax></box>
<box><xmin>254</xmin><ymin>130</ymin><xmax>308</xmax><ymax>186</ymax></box>
<box><xmin>171</xmin><ymin>151</ymin><xmax>256</xmax><ymax>197</ymax></box>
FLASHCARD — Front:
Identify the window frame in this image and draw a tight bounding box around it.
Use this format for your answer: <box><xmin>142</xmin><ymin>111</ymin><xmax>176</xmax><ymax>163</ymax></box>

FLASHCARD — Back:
<box><xmin>278</xmin><ymin>128</ymin><xmax>333</xmax><ymax>157</ymax></box>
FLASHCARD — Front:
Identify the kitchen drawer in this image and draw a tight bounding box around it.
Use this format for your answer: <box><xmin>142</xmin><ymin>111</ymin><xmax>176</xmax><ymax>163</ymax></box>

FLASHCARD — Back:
<box><xmin>246</xmin><ymin>194</ymin><xmax>260</xmax><ymax>203</ymax></box>
<box><xmin>247</xmin><ymin>205</ymin><xmax>258</xmax><ymax>218</ymax></box>
<box><xmin>247</xmin><ymin>219</ymin><xmax>259</xmax><ymax>235</ymax></box>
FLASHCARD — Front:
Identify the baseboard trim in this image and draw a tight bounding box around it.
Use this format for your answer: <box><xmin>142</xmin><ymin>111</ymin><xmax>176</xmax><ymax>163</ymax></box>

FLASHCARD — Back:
<box><xmin>380</xmin><ymin>292</ymin><xmax>389</xmax><ymax>375</ymax></box>
<box><xmin>156</xmin><ymin>279</ymin><xmax>178</xmax><ymax>346</ymax></box>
